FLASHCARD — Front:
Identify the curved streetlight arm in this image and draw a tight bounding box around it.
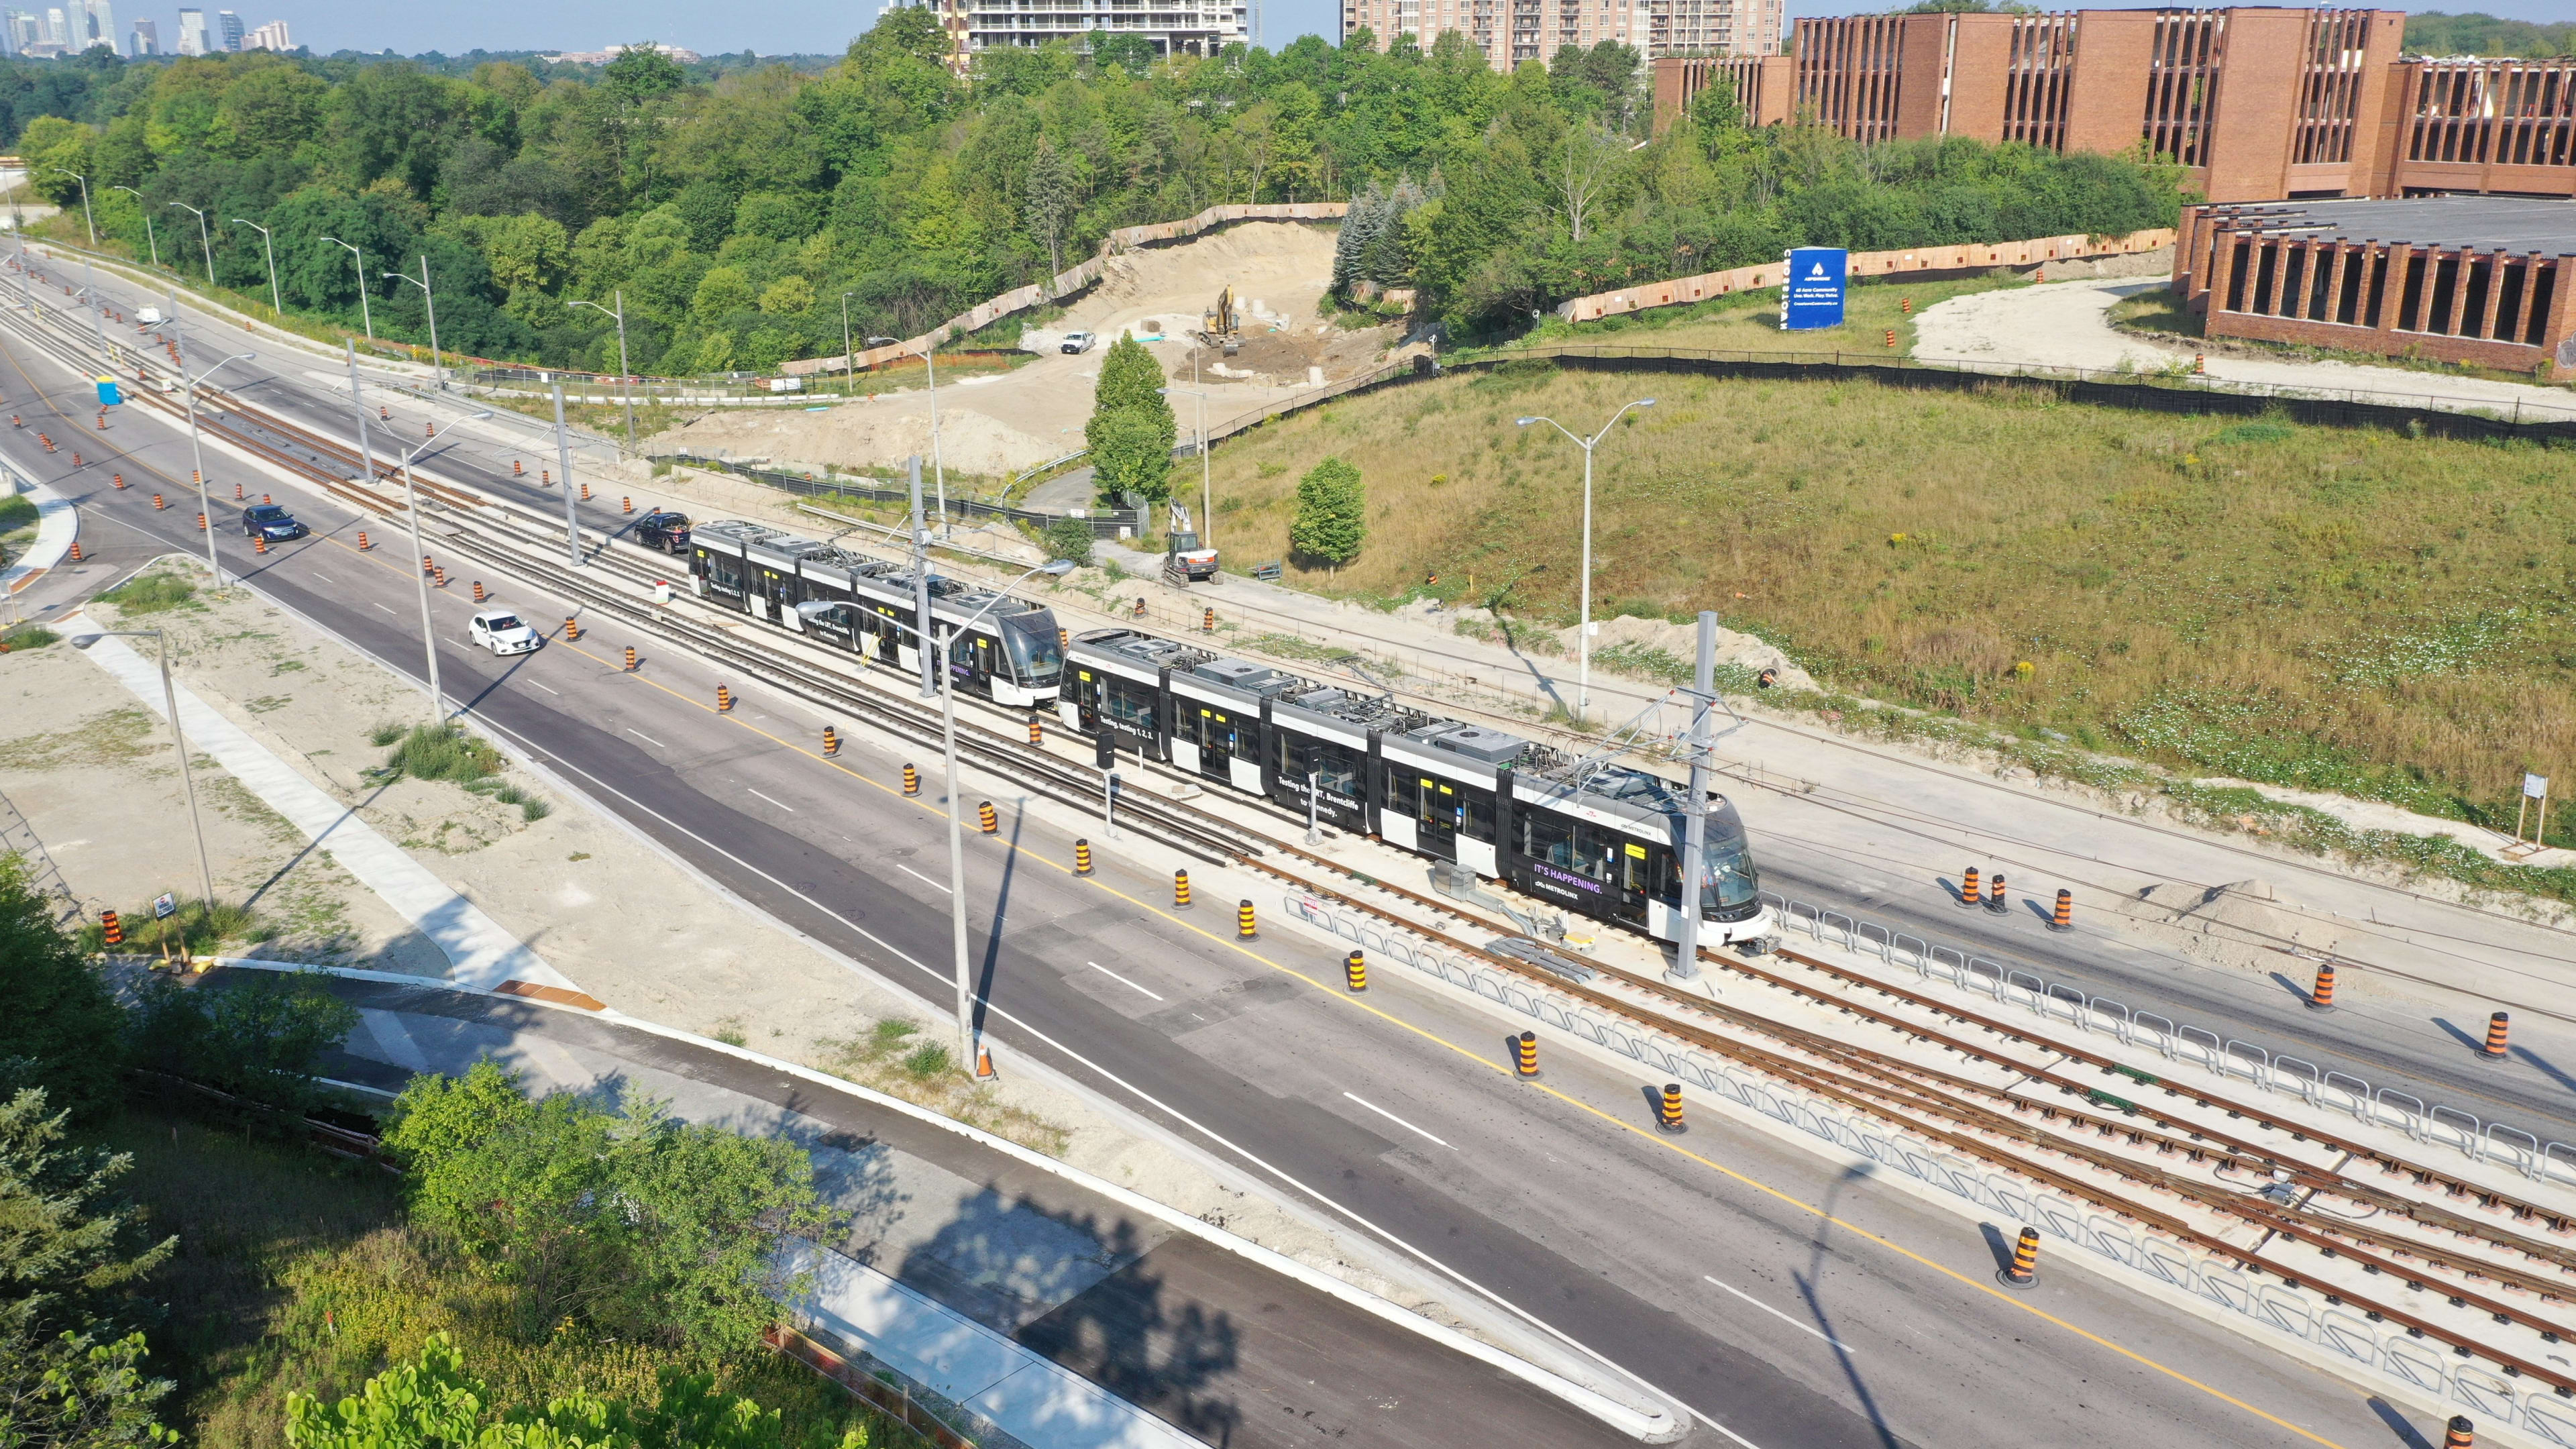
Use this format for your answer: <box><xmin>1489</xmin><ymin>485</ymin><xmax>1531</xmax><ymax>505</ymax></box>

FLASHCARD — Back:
<box><xmin>229</xmin><ymin>218</ymin><xmax>280</xmax><ymax>315</ymax></box>
<box><xmin>568</xmin><ymin>298</ymin><xmax>621</xmax><ymax>321</ymax></box>
<box><xmin>1514</xmin><ymin>398</ymin><xmax>1656</xmax><ymax>722</ymax></box>
<box><xmin>186</xmin><ymin>349</ymin><xmax>257</xmax><ymax>391</ymax></box>
<box><xmin>319</xmin><ymin>235</ymin><xmax>373</xmax><ymax>341</ymax></box>
<box><xmin>38</xmin><ymin>166</ymin><xmax>92</xmax><ymax>246</ymax></box>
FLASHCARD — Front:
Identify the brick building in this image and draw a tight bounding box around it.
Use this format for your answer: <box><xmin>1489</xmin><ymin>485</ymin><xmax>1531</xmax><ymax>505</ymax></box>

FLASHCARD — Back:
<box><xmin>2176</xmin><ymin>195</ymin><xmax>2575</xmax><ymax>370</ymax></box>
<box><xmin>1339</xmin><ymin>0</ymin><xmax>1780</xmax><ymax>73</ymax></box>
<box><xmin>1652</xmin><ymin>7</ymin><xmax>2576</xmax><ymax>206</ymax></box>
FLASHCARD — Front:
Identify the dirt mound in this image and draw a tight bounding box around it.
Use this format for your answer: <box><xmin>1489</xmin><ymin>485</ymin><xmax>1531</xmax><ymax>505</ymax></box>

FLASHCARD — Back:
<box><xmin>2127</xmin><ymin>878</ymin><xmax>2338</xmax><ymax>975</ymax></box>
<box><xmin>1572</xmin><ymin>614</ymin><xmax>1819</xmax><ymax>693</ymax></box>
<box><xmin>651</xmin><ymin>400</ymin><xmax>1058</xmax><ymax>478</ymax></box>
<box><xmin>1089</xmin><ymin>221</ymin><xmax>1336</xmax><ymax>318</ymax></box>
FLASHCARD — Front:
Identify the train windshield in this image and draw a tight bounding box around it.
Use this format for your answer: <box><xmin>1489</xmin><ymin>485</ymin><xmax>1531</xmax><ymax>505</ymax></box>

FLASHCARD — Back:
<box><xmin>998</xmin><ymin>613</ymin><xmax>1063</xmax><ymax>686</ymax></box>
<box><xmin>1702</xmin><ymin>839</ymin><xmax>1760</xmax><ymax>912</ymax></box>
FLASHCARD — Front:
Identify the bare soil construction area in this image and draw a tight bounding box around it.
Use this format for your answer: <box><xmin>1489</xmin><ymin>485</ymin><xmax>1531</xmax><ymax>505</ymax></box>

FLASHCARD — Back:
<box><xmin>649</xmin><ymin>221</ymin><xmax>1389</xmax><ymax>480</ymax></box>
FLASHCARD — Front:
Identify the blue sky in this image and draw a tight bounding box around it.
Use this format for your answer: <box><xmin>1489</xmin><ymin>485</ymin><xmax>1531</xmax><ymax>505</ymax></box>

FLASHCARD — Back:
<box><xmin>174</xmin><ymin>0</ymin><xmax>2570</xmax><ymax>58</ymax></box>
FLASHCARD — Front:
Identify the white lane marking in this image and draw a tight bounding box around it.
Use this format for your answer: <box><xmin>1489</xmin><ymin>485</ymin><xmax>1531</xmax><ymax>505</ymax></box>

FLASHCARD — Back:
<box><xmin>1343</xmin><ymin>1091</ymin><xmax>1453</xmax><ymax>1148</ymax></box>
<box><xmin>1702</xmin><ymin>1275</ymin><xmax>1858</xmax><ymax>1354</ymax></box>
<box><xmin>895</xmin><ymin>862</ymin><xmax>951</xmax><ymax>893</ymax></box>
<box><xmin>747</xmin><ymin>788</ymin><xmax>795</xmax><ymax>812</ymax></box>
<box><xmin>353</xmin><ymin>706</ymin><xmax>1709</xmax><ymax>1436</ymax></box>
<box><xmin>625</xmin><ymin>727</ymin><xmax>665</xmax><ymax>749</ymax></box>
<box><xmin>310</xmin><ymin>571</ymin><xmax>333</xmax><ymax>584</ymax></box>
<box><xmin>525</xmin><ymin>680</ymin><xmax>559</xmax><ymax>695</ymax></box>
<box><xmin>1086</xmin><ymin>960</ymin><xmax>1165</xmax><ymax>1002</ymax></box>
<box><xmin>374</xmin><ymin>602</ymin><xmax>397</xmax><ymax>615</ymax></box>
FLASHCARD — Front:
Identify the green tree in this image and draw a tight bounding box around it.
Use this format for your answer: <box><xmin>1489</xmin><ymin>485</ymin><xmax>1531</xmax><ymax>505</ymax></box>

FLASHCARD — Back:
<box><xmin>286</xmin><ymin>1334</ymin><xmax>858</xmax><ymax>1449</ymax></box>
<box><xmin>1087</xmin><ymin>409</ymin><xmax>1173</xmax><ymax>503</ymax></box>
<box><xmin>1290</xmin><ymin>455</ymin><xmax>1366</xmax><ymax>566</ymax></box>
<box><xmin>121</xmin><ymin>971</ymin><xmax>360</xmax><ymax>1114</ymax></box>
<box><xmin>0</xmin><ymin>861</ymin><xmax>125</xmax><ymax>1120</ymax></box>
<box><xmin>1084</xmin><ymin>333</ymin><xmax>1175</xmax><ymax>502</ymax></box>
<box><xmin>0</xmin><ymin>1330</ymin><xmax>177</xmax><ymax>1449</ymax></box>
<box><xmin>755</xmin><ymin>276</ymin><xmax>814</xmax><ymax>316</ymax></box>
<box><xmin>690</xmin><ymin>266</ymin><xmax>754</xmax><ymax>321</ymax></box>
<box><xmin>1022</xmin><ymin>138</ymin><xmax>1077</xmax><ymax>278</ymax></box>
<box><xmin>600</xmin><ymin>46</ymin><xmax>689</xmax><ymax>108</ymax></box>
<box><xmin>1091</xmin><ymin>331</ymin><xmax>1170</xmax><ymax>418</ymax></box>
<box><xmin>384</xmin><ymin>1063</ymin><xmax>839</xmax><ymax>1357</ymax></box>
<box><xmin>1038</xmin><ymin>517</ymin><xmax>1095</xmax><ymax>568</ymax></box>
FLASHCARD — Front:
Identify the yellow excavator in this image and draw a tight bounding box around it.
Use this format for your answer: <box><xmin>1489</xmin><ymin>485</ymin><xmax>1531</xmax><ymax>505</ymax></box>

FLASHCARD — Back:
<box><xmin>1199</xmin><ymin>286</ymin><xmax>1241</xmax><ymax>354</ymax></box>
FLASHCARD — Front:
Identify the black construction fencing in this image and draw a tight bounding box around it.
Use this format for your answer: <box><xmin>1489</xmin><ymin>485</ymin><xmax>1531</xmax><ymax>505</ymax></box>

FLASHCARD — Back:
<box><xmin>651</xmin><ymin>453</ymin><xmax>1147</xmax><ymax>539</ymax></box>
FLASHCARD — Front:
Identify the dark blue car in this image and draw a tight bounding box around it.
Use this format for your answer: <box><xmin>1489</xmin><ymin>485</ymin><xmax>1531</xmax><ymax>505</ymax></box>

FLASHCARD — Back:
<box><xmin>241</xmin><ymin>503</ymin><xmax>308</xmax><ymax>541</ymax></box>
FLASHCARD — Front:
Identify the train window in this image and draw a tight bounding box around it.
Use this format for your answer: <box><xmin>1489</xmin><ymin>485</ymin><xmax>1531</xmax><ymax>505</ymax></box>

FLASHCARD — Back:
<box><xmin>1460</xmin><ymin>786</ymin><xmax>1495</xmax><ymax>842</ymax></box>
<box><xmin>702</xmin><ymin>553</ymin><xmax>744</xmax><ymax>592</ymax></box>
<box><xmin>1278</xmin><ymin>735</ymin><xmax>1364</xmax><ymax>801</ymax></box>
<box><xmin>1105</xmin><ymin>678</ymin><xmax>1157</xmax><ymax>733</ymax></box>
<box><xmin>1571</xmin><ymin>821</ymin><xmax>1621</xmax><ymax>884</ymax></box>
<box><xmin>1706</xmin><ymin>841</ymin><xmax>1760</xmax><ymax>909</ymax></box>
<box><xmin>1522</xmin><ymin>812</ymin><xmax>1574</xmax><ymax>867</ymax></box>
<box><xmin>1386</xmin><ymin>769</ymin><xmax>1417</xmax><ymax>816</ymax></box>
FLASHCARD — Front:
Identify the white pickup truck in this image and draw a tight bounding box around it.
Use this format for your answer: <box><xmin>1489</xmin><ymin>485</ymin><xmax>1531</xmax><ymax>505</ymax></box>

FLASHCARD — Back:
<box><xmin>136</xmin><ymin>307</ymin><xmax>163</xmax><ymax>326</ymax></box>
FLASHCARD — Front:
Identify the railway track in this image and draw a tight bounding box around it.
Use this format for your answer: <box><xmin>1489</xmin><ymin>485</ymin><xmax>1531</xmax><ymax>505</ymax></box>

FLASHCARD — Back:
<box><xmin>21</xmin><ymin>288</ymin><xmax>2576</xmax><ymax>1425</ymax></box>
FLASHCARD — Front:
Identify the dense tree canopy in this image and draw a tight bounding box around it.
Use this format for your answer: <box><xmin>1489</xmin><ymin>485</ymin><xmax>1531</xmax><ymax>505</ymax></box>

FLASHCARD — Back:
<box><xmin>0</xmin><ymin>23</ymin><xmax>2184</xmax><ymax>365</ymax></box>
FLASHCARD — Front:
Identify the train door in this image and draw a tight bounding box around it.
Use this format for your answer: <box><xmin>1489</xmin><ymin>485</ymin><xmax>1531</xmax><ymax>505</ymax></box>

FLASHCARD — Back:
<box><xmin>872</xmin><ymin>606</ymin><xmax>902</xmax><ymax>665</ymax></box>
<box><xmin>1191</xmin><ymin>704</ymin><xmax>1259</xmax><ymax>794</ymax></box>
<box><xmin>1413</xmin><ymin>775</ymin><xmax>1460</xmax><ymax>861</ymax></box>
<box><xmin>1613</xmin><ymin>839</ymin><xmax>1656</xmax><ymax>930</ymax></box>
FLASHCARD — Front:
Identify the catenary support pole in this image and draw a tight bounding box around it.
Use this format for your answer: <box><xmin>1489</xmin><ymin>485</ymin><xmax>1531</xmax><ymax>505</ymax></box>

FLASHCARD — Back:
<box><xmin>909</xmin><ymin>455</ymin><xmax>934</xmax><ymax>698</ymax></box>
<box><xmin>1671</xmin><ymin>610</ymin><xmax>1716</xmax><ymax>981</ymax></box>
<box><xmin>342</xmin><ymin>339</ymin><xmax>374</xmax><ymax>484</ymax></box>
<box><xmin>551</xmin><ymin>378</ymin><xmax>580</xmax><ymax>567</ymax></box>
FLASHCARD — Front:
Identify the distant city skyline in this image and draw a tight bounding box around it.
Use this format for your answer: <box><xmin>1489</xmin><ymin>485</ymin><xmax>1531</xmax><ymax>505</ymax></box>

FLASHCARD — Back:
<box><xmin>4</xmin><ymin>0</ymin><xmax>2568</xmax><ymax>62</ymax></box>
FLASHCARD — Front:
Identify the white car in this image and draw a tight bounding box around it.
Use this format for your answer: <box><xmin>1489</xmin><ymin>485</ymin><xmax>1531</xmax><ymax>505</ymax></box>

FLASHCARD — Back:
<box><xmin>469</xmin><ymin>610</ymin><xmax>540</xmax><ymax>655</ymax></box>
<box><xmin>1060</xmin><ymin>330</ymin><xmax>1095</xmax><ymax>354</ymax></box>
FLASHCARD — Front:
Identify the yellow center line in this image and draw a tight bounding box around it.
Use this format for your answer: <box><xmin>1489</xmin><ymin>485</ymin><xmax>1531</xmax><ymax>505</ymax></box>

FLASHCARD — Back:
<box><xmin>209</xmin><ymin>447</ymin><xmax>2357</xmax><ymax>1448</ymax></box>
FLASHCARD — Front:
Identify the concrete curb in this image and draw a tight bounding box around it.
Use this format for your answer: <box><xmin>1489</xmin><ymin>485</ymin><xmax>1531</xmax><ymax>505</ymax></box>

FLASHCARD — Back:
<box><xmin>220</xmin><ymin>958</ymin><xmax>1685</xmax><ymax>1444</ymax></box>
<box><xmin>0</xmin><ymin>468</ymin><xmax>73</xmax><ymax>594</ymax></box>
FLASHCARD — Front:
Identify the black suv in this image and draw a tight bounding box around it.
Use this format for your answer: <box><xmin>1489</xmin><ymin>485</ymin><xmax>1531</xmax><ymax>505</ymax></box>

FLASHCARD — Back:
<box><xmin>633</xmin><ymin>510</ymin><xmax>692</xmax><ymax>553</ymax></box>
<box><xmin>241</xmin><ymin>503</ymin><xmax>309</xmax><ymax>541</ymax></box>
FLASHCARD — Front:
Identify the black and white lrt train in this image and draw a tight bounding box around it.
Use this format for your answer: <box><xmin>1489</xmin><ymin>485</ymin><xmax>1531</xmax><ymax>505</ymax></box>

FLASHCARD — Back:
<box><xmin>1059</xmin><ymin>627</ymin><xmax>1775</xmax><ymax>949</ymax></box>
<box><xmin>683</xmin><ymin>525</ymin><xmax>1771</xmax><ymax>949</ymax></box>
<box><xmin>686</xmin><ymin>521</ymin><xmax>1067</xmax><ymax>710</ymax></box>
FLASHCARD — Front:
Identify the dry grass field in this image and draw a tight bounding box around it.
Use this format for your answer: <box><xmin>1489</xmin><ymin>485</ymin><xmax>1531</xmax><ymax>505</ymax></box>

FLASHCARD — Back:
<box><xmin>1505</xmin><ymin>274</ymin><xmax>2019</xmax><ymax>358</ymax></box>
<box><xmin>1200</xmin><ymin>361</ymin><xmax>2576</xmax><ymax>837</ymax></box>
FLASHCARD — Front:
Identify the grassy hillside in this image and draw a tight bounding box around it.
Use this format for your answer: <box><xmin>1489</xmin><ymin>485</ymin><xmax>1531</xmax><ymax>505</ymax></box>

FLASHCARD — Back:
<box><xmin>1203</xmin><ymin>363</ymin><xmax>2576</xmax><ymax>838</ymax></box>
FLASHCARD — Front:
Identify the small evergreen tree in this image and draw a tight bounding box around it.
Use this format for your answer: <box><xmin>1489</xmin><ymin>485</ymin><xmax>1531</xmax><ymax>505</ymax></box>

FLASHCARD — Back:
<box><xmin>1289</xmin><ymin>455</ymin><xmax>1366</xmax><ymax>567</ymax></box>
<box><xmin>0</xmin><ymin>861</ymin><xmax>125</xmax><ymax>1122</ymax></box>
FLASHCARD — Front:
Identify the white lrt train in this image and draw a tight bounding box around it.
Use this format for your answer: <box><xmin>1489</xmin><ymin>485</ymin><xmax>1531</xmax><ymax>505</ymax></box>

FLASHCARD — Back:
<box><xmin>1059</xmin><ymin>627</ymin><xmax>1775</xmax><ymax>949</ymax></box>
<box><xmin>687</xmin><ymin>521</ymin><xmax>1067</xmax><ymax>709</ymax></box>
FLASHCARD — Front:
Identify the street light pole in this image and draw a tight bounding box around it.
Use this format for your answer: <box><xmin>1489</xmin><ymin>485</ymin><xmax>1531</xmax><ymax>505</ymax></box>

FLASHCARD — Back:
<box><xmin>229</xmin><ymin>218</ymin><xmax>279</xmax><ymax>315</ymax></box>
<box><xmin>71</xmin><ymin>628</ymin><xmax>215</xmax><ymax>906</ymax></box>
<box><xmin>168</xmin><ymin>202</ymin><xmax>213</xmax><ymax>283</ymax></box>
<box><xmin>392</xmin><ymin>411</ymin><xmax>494</xmax><ymax>724</ymax></box>
<box><xmin>386</xmin><ymin>257</ymin><xmax>442</xmax><ymax>392</ymax></box>
<box><xmin>914</xmin><ymin>339</ymin><xmax>947</xmax><ymax>536</ymax></box>
<box><xmin>871</xmin><ymin>559</ymin><xmax>1074</xmax><ymax>1061</ymax></box>
<box><xmin>109</xmin><ymin>186</ymin><xmax>156</xmax><ymax>268</ymax></box>
<box><xmin>158</xmin><ymin>288</ymin><xmax>254</xmax><ymax>589</ymax></box>
<box><xmin>40</xmin><ymin>166</ymin><xmax>93</xmax><ymax>246</ymax></box>
<box><xmin>550</xmin><ymin>377</ymin><xmax>581</xmax><ymax>567</ymax></box>
<box><xmin>1517</xmin><ymin>397</ymin><xmax>1657</xmax><ymax>724</ymax></box>
<box><xmin>319</xmin><ymin>235</ymin><xmax>371</xmax><ymax>341</ymax></box>
<box><xmin>568</xmin><ymin>292</ymin><xmax>634</xmax><ymax>452</ymax></box>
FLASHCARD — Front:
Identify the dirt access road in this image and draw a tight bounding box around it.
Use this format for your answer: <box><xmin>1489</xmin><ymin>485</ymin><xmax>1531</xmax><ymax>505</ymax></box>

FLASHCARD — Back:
<box><xmin>653</xmin><ymin>221</ymin><xmax>1390</xmax><ymax>479</ymax></box>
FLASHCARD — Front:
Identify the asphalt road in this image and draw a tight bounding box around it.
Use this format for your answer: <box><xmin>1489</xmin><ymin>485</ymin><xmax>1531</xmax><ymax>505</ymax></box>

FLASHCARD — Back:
<box><xmin>0</xmin><ymin>273</ymin><xmax>2469</xmax><ymax>1449</ymax></box>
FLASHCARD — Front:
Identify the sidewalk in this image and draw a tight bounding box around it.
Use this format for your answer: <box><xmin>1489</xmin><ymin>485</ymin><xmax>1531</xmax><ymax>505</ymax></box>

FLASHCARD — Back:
<box><xmin>0</xmin><ymin>472</ymin><xmax>73</xmax><ymax>593</ymax></box>
<box><xmin>1915</xmin><ymin>276</ymin><xmax>2576</xmax><ymax>423</ymax></box>
<box><xmin>65</xmin><ymin>612</ymin><xmax>581</xmax><ymax>994</ymax></box>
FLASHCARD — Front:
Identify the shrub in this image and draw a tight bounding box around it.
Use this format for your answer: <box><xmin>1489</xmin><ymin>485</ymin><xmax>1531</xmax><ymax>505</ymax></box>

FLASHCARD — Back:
<box><xmin>380</xmin><ymin>724</ymin><xmax>501</xmax><ymax>785</ymax></box>
<box><xmin>0</xmin><ymin>494</ymin><xmax>37</xmax><ymax>531</ymax></box>
<box><xmin>97</xmin><ymin>574</ymin><xmax>197</xmax><ymax>614</ymax></box>
<box><xmin>1038</xmin><ymin>517</ymin><xmax>1095</xmax><ymax>568</ymax></box>
<box><xmin>0</xmin><ymin>860</ymin><xmax>129</xmax><ymax>1120</ymax></box>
